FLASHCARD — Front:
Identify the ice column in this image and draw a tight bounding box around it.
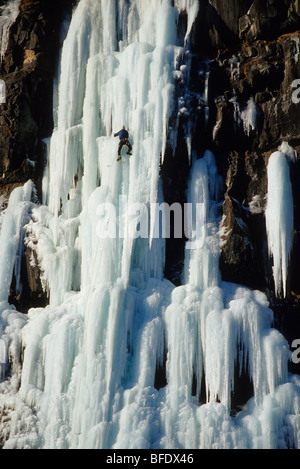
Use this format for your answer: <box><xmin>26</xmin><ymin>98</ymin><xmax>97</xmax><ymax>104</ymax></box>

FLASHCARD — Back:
<box><xmin>0</xmin><ymin>79</ymin><xmax>6</xmax><ymax>104</ymax></box>
<box><xmin>265</xmin><ymin>151</ymin><xmax>294</xmax><ymax>297</ymax></box>
<box><xmin>0</xmin><ymin>181</ymin><xmax>34</xmax><ymax>302</ymax></box>
<box><xmin>161</xmin><ymin>152</ymin><xmax>223</xmax><ymax>447</ymax></box>
<box><xmin>185</xmin><ymin>150</ymin><xmax>222</xmax><ymax>290</ymax></box>
<box><xmin>0</xmin><ymin>182</ymin><xmax>32</xmax><ymax>398</ymax></box>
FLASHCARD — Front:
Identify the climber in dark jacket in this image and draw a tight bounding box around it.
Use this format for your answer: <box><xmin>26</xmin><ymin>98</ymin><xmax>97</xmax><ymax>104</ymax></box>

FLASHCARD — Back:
<box><xmin>114</xmin><ymin>126</ymin><xmax>132</xmax><ymax>161</ymax></box>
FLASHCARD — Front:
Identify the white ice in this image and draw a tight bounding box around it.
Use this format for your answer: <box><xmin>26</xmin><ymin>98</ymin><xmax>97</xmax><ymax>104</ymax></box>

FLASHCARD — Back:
<box><xmin>0</xmin><ymin>181</ymin><xmax>34</xmax><ymax>302</ymax></box>
<box><xmin>241</xmin><ymin>97</ymin><xmax>259</xmax><ymax>136</ymax></box>
<box><xmin>0</xmin><ymin>0</ymin><xmax>299</xmax><ymax>450</ymax></box>
<box><xmin>265</xmin><ymin>151</ymin><xmax>294</xmax><ymax>298</ymax></box>
<box><xmin>0</xmin><ymin>78</ymin><xmax>6</xmax><ymax>104</ymax></box>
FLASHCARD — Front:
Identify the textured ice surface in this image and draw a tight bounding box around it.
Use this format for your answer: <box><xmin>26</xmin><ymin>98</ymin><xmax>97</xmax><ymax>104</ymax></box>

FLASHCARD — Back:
<box><xmin>265</xmin><ymin>151</ymin><xmax>294</xmax><ymax>298</ymax></box>
<box><xmin>0</xmin><ymin>0</ymin><xmax>299</xmax><ymax>450</ymax></box>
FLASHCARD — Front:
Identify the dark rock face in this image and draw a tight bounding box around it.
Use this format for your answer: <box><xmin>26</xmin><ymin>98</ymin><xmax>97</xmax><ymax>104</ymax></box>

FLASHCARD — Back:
<box><xmin>194</xmin><ymin>1</ymin><xmax>300</xmax><ymax>385</ymax></box>
<box><xmin>199</xmin><ymin>4</ymin><xmax>300</xmax><ymax>300</ymax></box>
<box><xmin>162</xmin><ymin>1</ymin><xmax>300</xmax><ymax>393</ymax></box>
<box><xmin>161</xmin><ymin>0</ymin><xmax>300</xmax><ymax>304</ymax></box>
<box><xmin>0</xmin><ymin>0</ymin><xmax>75</xmax><ymax>199</ymax></box>
<box><xmin>0</xmin><ymin>0</ymin><xmax>76</xmax><ymax>308</ymax></box>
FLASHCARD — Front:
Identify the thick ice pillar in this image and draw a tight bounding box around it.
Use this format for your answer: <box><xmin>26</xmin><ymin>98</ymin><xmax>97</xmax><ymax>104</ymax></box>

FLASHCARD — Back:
<box><xmin>265</xmin><ymin>151</ymin><xmax>294</xmax><ymax>298</ymax></box>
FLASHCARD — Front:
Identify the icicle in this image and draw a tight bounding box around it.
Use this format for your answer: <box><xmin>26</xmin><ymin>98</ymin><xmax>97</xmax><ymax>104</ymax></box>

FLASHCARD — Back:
<box><xmin>174</xmin><ymin>0</ymin><xmax>199</xmax><ymax>45</ymax></box>
<box><xmin>265</xmin><ymin>151</ymin><xmax>294</xmax><ymax>298</ymax></box>
<box><xmin>0</xmin><ymin>181</ymin><xmax>34</xmax><ymax>302</ymax></box>
<box><xmin>241</xmin><ymin>97</ymin><xmax>259</xmax><ymax>136</ymax></box>
<box><xmin>184</xmin><ymin>151</ymin><xmax>221</xmax><ymax>289</ymax></box>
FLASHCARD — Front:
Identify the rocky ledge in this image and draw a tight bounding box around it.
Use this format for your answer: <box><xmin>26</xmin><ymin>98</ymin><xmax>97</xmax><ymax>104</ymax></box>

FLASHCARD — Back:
<box><xmin>0</xmin><ymin>0</ymin><xmax>76</xmax><ymax>309</ymax></box>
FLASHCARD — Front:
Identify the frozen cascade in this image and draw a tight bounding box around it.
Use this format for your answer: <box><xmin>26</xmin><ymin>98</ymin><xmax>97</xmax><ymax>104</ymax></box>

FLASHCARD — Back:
<box><xmin>265</xmin><ymin>151</ymin><xmax>294</xmax><ymax>298</ymax></box>
<box><xmin>159</xmin><ymin>153</ymin><xmax>297</xmax><ymax>449</ymax></box>
<box><xmin>0</xmin><ymin>0</ymin><xmax>299</xmax><ymax>450</ymax></box>
<box><xmin>0</xmin><ymin>182</ymin><xmax>33</xmax><ymax>431</ymax></box>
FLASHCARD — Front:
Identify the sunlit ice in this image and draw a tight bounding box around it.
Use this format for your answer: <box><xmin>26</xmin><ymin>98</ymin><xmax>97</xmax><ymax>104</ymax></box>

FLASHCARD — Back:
<box><xmin>0</xmin><ymin>0</ymin><xmax>300</xmax><ymax>450</ymax></box>
<box><xmin>96</xmin><ymin>196</ymin><xmax>207</xmax><ymax>248</ymax></box>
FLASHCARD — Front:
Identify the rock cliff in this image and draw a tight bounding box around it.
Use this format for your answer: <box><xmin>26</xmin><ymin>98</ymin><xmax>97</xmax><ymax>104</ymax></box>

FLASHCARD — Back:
<box><xmin>0</xmin><ymin>0</ymin><xmax>75</xmax><ymax>195</ymax></box>
<box><xmin>0</xmin><ymin>0</ymin><xmax>76</xmax><ymax>309</ymax></box>
<box><xmin>207</xmin><ymin>1</ymin><xmax>300</xmax><ymax>301</ymax></box>
<box><xmin>162</xmin><ymin>0</ymin><xmax>300</xmax><ymax>366</ymax></box>
<box><xmin>163</xmin><ymin>1</ymin><xmax>300</xmax><ymax>295</ymax></box>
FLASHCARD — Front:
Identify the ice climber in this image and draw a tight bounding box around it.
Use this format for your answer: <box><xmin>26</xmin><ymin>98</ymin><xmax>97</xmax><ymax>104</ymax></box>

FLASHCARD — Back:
<box><xmin>114</xmin><ymin>126</ymin><xmax>132</xmax><ymax>161</ymax></box>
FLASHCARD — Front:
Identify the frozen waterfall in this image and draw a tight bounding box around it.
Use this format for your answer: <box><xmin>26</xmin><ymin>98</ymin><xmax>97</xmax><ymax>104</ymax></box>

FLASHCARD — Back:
<box><xmin>0</xmin><ymin>0</ymin><xmax>300</xmax><ymax>450</ymax></box>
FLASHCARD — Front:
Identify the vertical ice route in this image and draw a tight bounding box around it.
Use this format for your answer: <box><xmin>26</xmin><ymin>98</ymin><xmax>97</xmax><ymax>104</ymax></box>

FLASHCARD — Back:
<box><xmin>0</xmin><ymin>0</ymin><xmax>299</xmax><ymax>450</ymax></box>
